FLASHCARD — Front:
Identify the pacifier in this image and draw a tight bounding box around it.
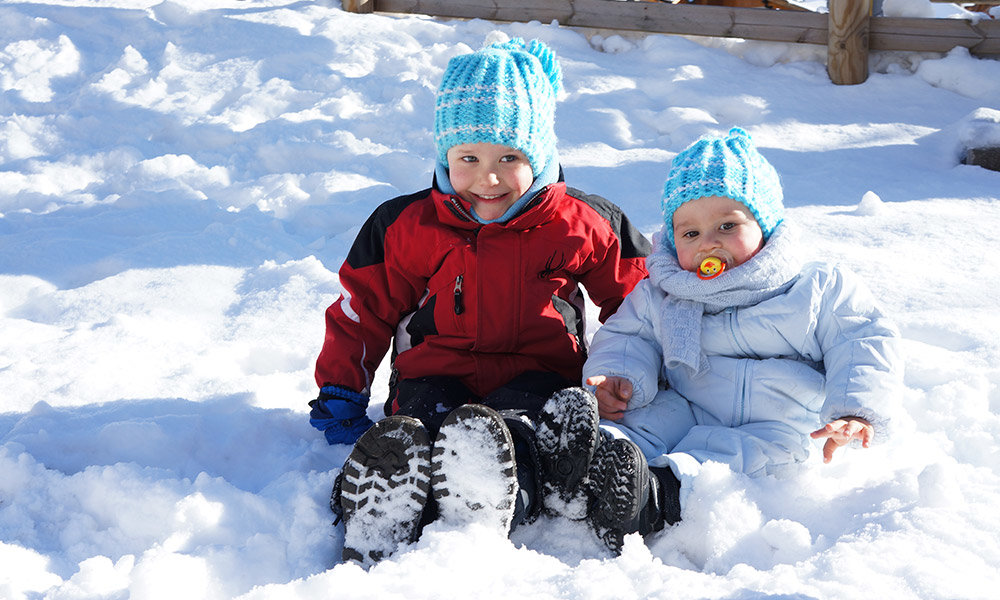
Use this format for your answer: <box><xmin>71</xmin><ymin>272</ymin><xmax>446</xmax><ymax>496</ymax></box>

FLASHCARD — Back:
<box><xmin>697</xmin><ymin>256</ymin><xmax>727</xmax><ymax>280</ymax></box>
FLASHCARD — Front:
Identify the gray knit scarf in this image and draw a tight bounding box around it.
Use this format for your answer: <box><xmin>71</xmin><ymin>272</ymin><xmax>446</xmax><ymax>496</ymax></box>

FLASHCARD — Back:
<box><xmin>644</xmin><ymin>222</ymin><xmax>803</xmax><ymax>376</ymax></box>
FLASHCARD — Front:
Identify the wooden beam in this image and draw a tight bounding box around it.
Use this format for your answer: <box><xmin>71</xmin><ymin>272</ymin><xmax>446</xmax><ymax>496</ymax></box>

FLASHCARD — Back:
<box><xmin>871</xmin><ymin>16</ymin><xmax>1000</xmax><ymax>54</ymax></box>
<box><xmin>372</xmin><ymin>0</ymin><xmax>829</xmax><ymax>42</ymax></box>
<box><xmin>355</xmin><ymin>0</ymin><xmax>1000</xmax><ymax>56</ymax></box>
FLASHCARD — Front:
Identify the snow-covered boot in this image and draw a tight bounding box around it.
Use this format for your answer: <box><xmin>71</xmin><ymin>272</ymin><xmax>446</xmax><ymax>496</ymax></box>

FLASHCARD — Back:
<box><xmin>498</xmin><ymin>410</ymin><xmax>543</xmax><ymax>527</ymax></box>
<box><xmin>339</xmin><ymin>415</ymin><xmax>432</xmax><ymax>567</ymax></box>
<box><xmin>431</xmin><ymin>404</ymin><xmax>518</xmax><ymax>534</ymax></box>
<box><xmin>586</xmin><ymin>438</ymin><xmax>680</xmax><ymax>554</ymax></box>
<box><xmin>536</xmin><ymin>387</ymin><xmax>601</xmax><ymax>520</ymax></box>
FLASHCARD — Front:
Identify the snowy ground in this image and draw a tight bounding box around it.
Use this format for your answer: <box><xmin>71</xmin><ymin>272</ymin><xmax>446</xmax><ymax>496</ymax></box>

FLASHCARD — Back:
<box><xmin>1</xmin><ymin>1</ymin><xmax>999</xmax><ymax>598</ymax></box>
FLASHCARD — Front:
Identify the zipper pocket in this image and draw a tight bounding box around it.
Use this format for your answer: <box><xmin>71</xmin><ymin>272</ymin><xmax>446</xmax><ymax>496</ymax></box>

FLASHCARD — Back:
<box><xmin>453</xmin><ymin>275</ymin><xmax>464</xmax><ymax>315</ymax></box>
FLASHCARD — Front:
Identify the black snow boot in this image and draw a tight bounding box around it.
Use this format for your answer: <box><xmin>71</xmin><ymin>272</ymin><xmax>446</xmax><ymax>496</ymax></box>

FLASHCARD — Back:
<box><xmin>498</xmin><ymin>409</ymin><xmax>544</xmax><ymax>528</ymax></box>
<box><xmin>339</xmin><ymin>415</ymin><xmax>432</xmax><ymax>567</ymax></box>
<box><xmin>535</xmin><ymin>387</ymin><xmax>601</xmax><ymax>520</ymax></box>
<box><xmin>587</xmin><ymin>437</ymin><xmax>681</xmax><ymax>554</ymax></box>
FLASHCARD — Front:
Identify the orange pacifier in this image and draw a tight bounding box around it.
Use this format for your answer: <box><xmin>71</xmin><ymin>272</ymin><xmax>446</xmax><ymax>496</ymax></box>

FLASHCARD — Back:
<box><xmin>697</xmin><ymin>256</ymin><xmax>726</xmax><ymax>280</ymax></box>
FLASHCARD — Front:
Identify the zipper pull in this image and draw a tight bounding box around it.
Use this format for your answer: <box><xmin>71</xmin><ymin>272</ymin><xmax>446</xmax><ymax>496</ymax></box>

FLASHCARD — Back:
<box><xmin>453</xmin><ymin>275</ymin><xmax>464</xmax><ymax>315</ymax></box>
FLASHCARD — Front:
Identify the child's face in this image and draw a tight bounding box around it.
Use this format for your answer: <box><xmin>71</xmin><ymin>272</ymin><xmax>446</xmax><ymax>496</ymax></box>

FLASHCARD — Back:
<box><xmin>446</xmin><ymin>143</ymin><xmax>534</xmax><ymax>221</ymax></box>
<box><xmin>672</xmin><ymin>195</ymin><xmax>764</xmax><ymax>273</ymax></box>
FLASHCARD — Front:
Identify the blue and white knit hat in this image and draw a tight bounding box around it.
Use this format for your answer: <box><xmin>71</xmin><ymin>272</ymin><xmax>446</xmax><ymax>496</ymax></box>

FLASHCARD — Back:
<box><xmin>660</xmin><ymin>127</ymin><xmax>784</xmax><ymax>250</ymax></box>
<box><xmin>434</xmin><ymin>38</ymin><xmax>562</xmax><ymax>177</ymax></box>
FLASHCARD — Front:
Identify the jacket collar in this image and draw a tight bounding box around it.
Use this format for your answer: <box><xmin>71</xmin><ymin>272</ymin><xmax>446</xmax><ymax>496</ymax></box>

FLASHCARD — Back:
<box><xmin>432</xmin><ymin>168</ymin><xmax>567</xmax><ymax>230</ymax></box>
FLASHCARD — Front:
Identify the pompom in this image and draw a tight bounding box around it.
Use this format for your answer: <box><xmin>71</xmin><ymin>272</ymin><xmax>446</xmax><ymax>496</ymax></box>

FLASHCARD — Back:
<box><xmin>527</xmin><ymin>39</ymin><xmax>563</xmax><ymax>96</ymax></box>
<box><xmin>726</xmin><ymin>127</ymin><xmax>752</xmax><ymax>148</ymax></box>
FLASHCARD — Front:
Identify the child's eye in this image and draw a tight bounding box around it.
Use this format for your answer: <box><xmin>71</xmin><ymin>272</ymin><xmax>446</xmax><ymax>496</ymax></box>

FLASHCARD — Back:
<box><xmin>720</xmin><ymin>222</ymin><xmax>736</xmax><ymax>231</ymax></box>
<box><xmin>681</xmin><ymin>230</ymin><xmax>699</xmax><ymax>239</ymax></box>
<box><xmin>461</xmin><ymin>155</ymin><xmax>478</xmax><ymax>163</ymax></box>
<box><xmin>499</xmin><ymin>154</ymin><xmax>519</xmax><ymax>163</ymax></box>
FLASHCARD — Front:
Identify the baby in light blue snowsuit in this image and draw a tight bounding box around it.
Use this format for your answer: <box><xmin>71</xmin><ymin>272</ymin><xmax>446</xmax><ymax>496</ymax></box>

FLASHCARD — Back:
<box><xmin>580</xmin><ymin>128</ymin><xmax>904</xmax><ymax>552</ymax></box>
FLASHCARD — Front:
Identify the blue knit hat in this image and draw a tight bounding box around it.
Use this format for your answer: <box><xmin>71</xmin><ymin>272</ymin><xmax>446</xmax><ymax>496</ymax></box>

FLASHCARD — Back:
<box><xmin>434</xmin><ymin>38</ymin><xmax>562</xmax><ymax>177</ymax></box>
<box><xmin>661</xmin><ymin>127</ymin><xmax>784</xmax><ymax>250</ymax></box>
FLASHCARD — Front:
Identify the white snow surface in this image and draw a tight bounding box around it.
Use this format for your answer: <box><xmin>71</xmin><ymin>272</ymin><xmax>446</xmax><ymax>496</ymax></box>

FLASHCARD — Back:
<box><xmin>1</xmin><ymin>1</ymin><xmax>999</xmax><ymax>598</ymax></box>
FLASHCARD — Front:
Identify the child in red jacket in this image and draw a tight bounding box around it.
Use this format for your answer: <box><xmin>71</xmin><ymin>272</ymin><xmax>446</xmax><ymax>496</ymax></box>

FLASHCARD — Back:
<box><xmin>309</xmin><ymin>38</ymin><xmax>651</xmax><ymax>567</ymax></box>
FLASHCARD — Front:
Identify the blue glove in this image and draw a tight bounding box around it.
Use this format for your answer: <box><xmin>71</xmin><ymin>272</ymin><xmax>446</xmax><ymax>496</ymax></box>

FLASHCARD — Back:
<box><xmin>309</xmin><ymin>385</ymin><xmax>375</xmax><ymax>445</ymax></box>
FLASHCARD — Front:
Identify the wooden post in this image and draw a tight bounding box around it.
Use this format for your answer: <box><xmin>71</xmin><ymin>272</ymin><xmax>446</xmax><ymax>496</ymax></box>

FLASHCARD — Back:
<box><xmin>827</xmin><ymin>0</ymin><xmax>872</xmax><ymax>85</ymax></box>
<box><xmin>343</xmin><ymin>0</ymin><xmax>375</xmax><ymax>13</ymax></box>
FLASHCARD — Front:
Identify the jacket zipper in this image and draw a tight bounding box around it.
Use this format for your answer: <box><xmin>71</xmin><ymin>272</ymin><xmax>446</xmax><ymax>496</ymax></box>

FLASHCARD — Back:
<box><xmin>737</xmin><ymin>359</ymin><xmax>750</xmax><ymax>426</ymax></box>
<box><xmin>453</xmin><ymin>275</ymin><xmax>464</xmax><ymax>315</ymax></box>
<box><xmin>726</xmin><ymin>308</ymin><xmax>750</xmax><ymax>426</ymax></box>
<box><xmin>447</xmin><ymin>197</ymin><xmax>476</xmax><ymax>222</ymax></box>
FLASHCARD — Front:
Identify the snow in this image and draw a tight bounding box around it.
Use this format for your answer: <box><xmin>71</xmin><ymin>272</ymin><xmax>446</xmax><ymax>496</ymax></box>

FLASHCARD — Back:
<box><xmin>1</xmin><ymin>0</ymin><xmax>999</xmax><ymax>598</ymax></box>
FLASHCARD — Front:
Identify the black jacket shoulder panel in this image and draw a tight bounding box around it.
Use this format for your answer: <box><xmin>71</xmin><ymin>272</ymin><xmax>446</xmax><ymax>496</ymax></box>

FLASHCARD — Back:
<box><xmin>565</xmin><ymin>187</ymin><xmax>652</xmax><ymax>260</ymax></box>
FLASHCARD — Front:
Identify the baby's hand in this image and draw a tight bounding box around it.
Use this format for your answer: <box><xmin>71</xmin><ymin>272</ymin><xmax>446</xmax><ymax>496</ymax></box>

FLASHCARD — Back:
<box><xmin>586</xmin><ymin>375</ymin><xmax>632</xmax><ymax>421</ymax></box>
<box><xmin>810</xmin><ymin>417</ymin><xmax>873</xmax><ymax>464</ymax></box>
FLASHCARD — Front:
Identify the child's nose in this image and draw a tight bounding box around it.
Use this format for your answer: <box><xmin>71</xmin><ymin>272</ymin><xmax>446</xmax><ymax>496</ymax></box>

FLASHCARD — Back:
<box><xmin>700</xmin><ymin>231</ymin><xmax>722</xmax><ymax>250</ymax></box>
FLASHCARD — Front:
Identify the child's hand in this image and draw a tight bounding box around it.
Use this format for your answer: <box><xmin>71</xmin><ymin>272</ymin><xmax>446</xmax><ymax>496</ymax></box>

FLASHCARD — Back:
<box><xmin>810</xmin><ymin>417</ymin><xmax>873</xmax><ymax>464</ymax></box>
<box><xmin>586</xmin><ymin>375</ymin><xmax>632</xmax><ymax>421</ymax></box>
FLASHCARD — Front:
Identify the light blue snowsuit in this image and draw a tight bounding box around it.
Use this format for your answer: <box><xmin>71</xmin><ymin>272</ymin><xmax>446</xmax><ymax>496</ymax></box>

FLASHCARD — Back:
<box><xmin>583</xmin><ymin>223</ymin><xmax>903</xmax><ymax>491</ymax></box>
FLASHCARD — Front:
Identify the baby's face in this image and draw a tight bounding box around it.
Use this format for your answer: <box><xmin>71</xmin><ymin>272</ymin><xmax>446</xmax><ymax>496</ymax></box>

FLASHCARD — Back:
<box><xmin>672</xmin><ymin>195</ymin><xmax>764</xmax><ymax>274</ymax></box>
<box><xmin>446</xmin><ymin>143</ymin><xmax>534</xmax><ymax>221</ymax></box>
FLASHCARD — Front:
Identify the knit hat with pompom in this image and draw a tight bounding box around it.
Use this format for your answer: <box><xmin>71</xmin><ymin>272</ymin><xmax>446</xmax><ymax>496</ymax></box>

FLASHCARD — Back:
<box><xmin>434</xmin><ymin>38</ymin><xmax>562</xmax><ymax>177</ymax></box>
<box><xmin>660</xmin><ymin>127</ymin><xmax>784</xmax><ymax>250</ymax></box>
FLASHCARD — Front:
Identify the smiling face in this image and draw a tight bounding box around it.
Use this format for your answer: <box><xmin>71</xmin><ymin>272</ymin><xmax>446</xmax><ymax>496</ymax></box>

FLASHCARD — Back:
<box><xmin>446</xmin><ymin>143</ymin><xmax>535</xmax><ymax>221</ymax></box>
<box><xmin>671</xmin><ymin>195</ymin><xmax>765</xmax><ymax>274</ymax></box>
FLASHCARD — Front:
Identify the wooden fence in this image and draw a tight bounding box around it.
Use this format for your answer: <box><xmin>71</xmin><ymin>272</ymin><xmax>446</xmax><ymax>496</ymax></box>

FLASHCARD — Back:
<box><xmin>342</xmin><ymin>0</ymin><xmax>1000</xmax><ymax>84</ymax></box>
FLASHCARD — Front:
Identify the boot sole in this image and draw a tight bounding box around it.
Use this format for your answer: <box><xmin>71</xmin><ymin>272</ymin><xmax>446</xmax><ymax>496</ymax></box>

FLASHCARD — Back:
<box><xmin>536</xmin><ymin>387</ymin><xmax>600</xmax><ymax>519</ymax></box>
<box><xmin>340</xmin><ymin>416</ymin><xmax>431</xmax><ymax>566</ymax></box>
<box><xmin>431</xmin><ymin>404</ymin><xmax>518</xmax><ymax>532</ymax></box>
<box><xmin>588</xmin><ymin>438</ymin><xmax>649</xmax><ymax>553</ymax></box>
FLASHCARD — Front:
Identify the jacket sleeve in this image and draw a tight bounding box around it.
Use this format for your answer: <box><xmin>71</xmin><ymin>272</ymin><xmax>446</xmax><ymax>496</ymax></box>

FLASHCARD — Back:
<box><xmin>582</xmin><ymin>280</ymin><xmax>664</xmax><ymax>410</ymax></box>
<box><xmin>314</xmin><ymin>197</ymin><xmax>426</xmax><ymax>394</ymax></box>
<box><xmin>577</xmin><ymin>200</ymin><xmax>652</xmax><ymax>323</ymax></box>
<box><xmin>812</xmin><ymin>264</ymin><xmax>904</xmax><ymax>442</ymax></box>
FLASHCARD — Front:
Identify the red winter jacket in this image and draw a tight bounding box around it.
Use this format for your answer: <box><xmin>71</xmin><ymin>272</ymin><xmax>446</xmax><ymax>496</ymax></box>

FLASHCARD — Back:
<box><xmin>314</xmin><ymin>178</ymin><xmax>650</xmax><ymax>404</ymax></box>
